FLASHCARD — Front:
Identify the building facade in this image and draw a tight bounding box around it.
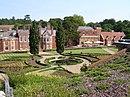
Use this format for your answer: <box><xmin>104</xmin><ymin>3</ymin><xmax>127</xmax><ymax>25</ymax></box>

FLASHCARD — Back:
<box><xmin>78</xmin><ymin>26</ymin><xmax>125</xmax><ymax>47</ymax></box>
<box><xmin>39</xmin><ymin>23</ymin><xmax>56</xmax><ymax>50</ymax></box>
<box><xmin>100</xmin><ymin>32</ymin><xmax>125</xmax><ymax>46</ymax></box>
<box><xmin>78</xmin><ymin>26</ymin><xmax>102</xmax><ymax>47</ymax></box>
<box><xmin>0</xmin><ymin>24</ymin><xmax>56</xmax><ymax>52</ymax></box>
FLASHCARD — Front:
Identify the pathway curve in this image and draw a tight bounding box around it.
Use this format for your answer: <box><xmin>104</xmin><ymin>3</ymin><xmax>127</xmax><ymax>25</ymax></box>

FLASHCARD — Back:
<box><xmin>102</xmin><ymin>48</ymin><xmax>115</xmax><ymax>54</ymax></box>
<box><xmin>26</xmin><ymin>65</ymin><xmax>58</xmax><ymax>75</ymax></box>
<box><xmin>61</xmin><ymin>58</ymin><xmax>90</xmax><ymax>73</ymax></box>
<box><xmin>26</xmin><ymin>52</ymin><xmax>90</xmax><ymax>74</ymax></box>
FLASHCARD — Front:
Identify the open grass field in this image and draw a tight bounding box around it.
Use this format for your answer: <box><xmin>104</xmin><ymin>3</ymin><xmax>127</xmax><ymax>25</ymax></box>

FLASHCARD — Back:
<box><xmin>46</xmin><ymin>47</ymin><xmax>109</xmax><ymax>54</ymax></box>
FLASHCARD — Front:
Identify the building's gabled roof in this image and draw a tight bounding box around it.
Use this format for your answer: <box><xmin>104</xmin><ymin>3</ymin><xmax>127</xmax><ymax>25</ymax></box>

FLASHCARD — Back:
<box><xmin>18</xmin><ymin>30</ymin><xmax>29</xmax><ymax>35</ymax></box>
<box><xmin>77</xmin><ymin>26</ymin><xmax>94</xmax><ymax>31</ymax></box>
<box><xmin>100</xmin><ymin>32</ymin><xmax>125</xmax><ymax>40</ymax></box>
<box><xmin>0</xmin><ymin>25</ymin><xmax>14</xmax><ymax>31</ymax></box>
<box><xmin>0</xmin><ymin>36</ymin><xmax>16</xmax><ymax>39</ymax></box>
<box><xmin>43</xmin><ymin>29</ymin><xmax>56</xmax><ymax>36</ymax></box>
<box><xmin>0</xmin><ymin>25</ymin><xmax>14</xmax><ymax>28</ymax></box>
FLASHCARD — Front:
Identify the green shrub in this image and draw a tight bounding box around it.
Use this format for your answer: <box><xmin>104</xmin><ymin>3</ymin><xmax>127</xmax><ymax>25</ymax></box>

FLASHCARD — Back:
<box><xmin>80</xmin><ymin>64</ymin><xmax>88</xmax><ymax>72</ymax></box>
<box><xmin>86</xmin><ymin>68</ymin><xmax>110</xmax><ymax>77</ymax></box>
<box><xmin>93</xmin><ymin>76</ymin><xmax>107</xmax><ymax>81</ymax></box>
<box><xmin>114</xmin><ymin>79</ymin><xmax>126</xmax><ymax>85</ymax></box>
<box><xmin>121</xmin><ymin>68</ymin><xmax>130</xmax><ymax>73</ymax></box>
<box><xmin>45</xmin><ymin>57</ymin><xmax>55</xmax><ymax>63</ymax></box>
<box><xmin>96</xmin><ymin>83</ymin><xmax>110</xmax><ymax>91</ymax></box>
<box><xmin>76</xmin><ymin>88</ymin><xmax>90</xmax><ymax>95</ymax></box>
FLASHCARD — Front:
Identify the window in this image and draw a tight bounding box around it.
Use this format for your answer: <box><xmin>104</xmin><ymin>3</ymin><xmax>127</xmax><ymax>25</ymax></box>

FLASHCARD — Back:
<box><xmin>5</xmin><ymin>41</ymin><xmax>8</xmax><ymax>50</ymax></box>
<box><xmin>11</xmin><ymin>41</ymin><xmax>15</xmax><ymax>50</ymax></box>
<box><xmin>20</xmin><ymin>36</ymin><xmax>22</xmax><ymax>42</ymax></box>
<box><xmin>43</xmin><ymin>38</ymin><xmax>46</xmax><ymax>42</ymax></box>
<box><xmin>47</xmin><ymin>38</ymin><xmax>50</xmax><ymax>41</ymax></box>
<box><xmin>0</xmin><ymin>41</ymin><xmax>1</xmax><ymax>51</ymax></box>
<box><xmin>24</xmin><ymin>36</ymin><xmax>26</xmax><ymax>42</ymax></box>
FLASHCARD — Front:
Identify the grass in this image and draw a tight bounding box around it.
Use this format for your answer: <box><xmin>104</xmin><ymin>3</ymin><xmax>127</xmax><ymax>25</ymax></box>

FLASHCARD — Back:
<box><xmin>96</xmin><ymin>83</ymin><xmax>110</xmax><ymax>91</ymax></box>
<box><xmin>8</xmin><ymin>72</ymin><xmax>79</xmax><ymax>97</ymax></box>
<box><xmin>46</xmin><ymin>48</ymin><xmax>109</xmax><ymax>54</ymax></box>
<box><xmin>76</xmin><ymin>88</ymin><xmax>90</xmax><ymax>95</ymax></box>
<box><xmin>114</xmin><ymin>79</ymin><xmax>126</xmax><ymax>85</ymax></box>
<box><xmin>0</xmin><ymin>53</ymin><xmax>31</xmax><ymax>61</ymax></box>
<box><xmin>86</xmin><ymin>68</ymin><xmax>111</xmax><ymax>77</ymax></box>
<box><xmin>108</xmin><ymin>47</ymin><xmax>118</xmax><ymax>52</ymax></box>
<box><xmin>0</xmin><ymin>52</ymin><xmax>32</xmax><ymax>72</ymax></box>
<box><xmin>0</xmin><ymin>80</ymin><xmax>4</xmax><ymax>90</ymax></box>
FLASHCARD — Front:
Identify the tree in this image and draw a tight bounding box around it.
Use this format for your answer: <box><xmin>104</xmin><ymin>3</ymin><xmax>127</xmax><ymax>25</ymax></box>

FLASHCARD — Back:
<box><xmin>63</xmin><ymin>14</ymin><xmax>85</xmax><ymax>46</ymax></box>
<box><xmin>24</xmin><ymin>15</ymin><xmax>31</xmax><ymax>20</ymax></box>
<box><xmin>56</xmin><ymin>26</ymin><xmax>65</xmax><ymax>54</ymax></box>
<box><xmin>49</xmin><ymin>18</ymin><xmax>63</xmax><ymax>30</ymax></box>
<box><xmin>29</xmin><ymin>21</ymin><xmax>40</xmax><ymax>55</ymax></box>
<box><xmin>102</xmin><ymin>24</ymin><xmax>113</xmax><ymax>32</ymax></box>
<box><xmin>38</xmin><ymin>20</ymin><xmax>47</xmax><ymax>28</ymax></box>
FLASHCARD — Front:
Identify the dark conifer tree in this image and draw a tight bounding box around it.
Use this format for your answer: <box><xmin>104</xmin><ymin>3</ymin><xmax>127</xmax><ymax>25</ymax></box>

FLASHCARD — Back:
<box><xmin>56</xmin><ymin>26</ymin><xmax>65</xmax><ymax>54</ymax></box>
<box><xmin>29</xmin><ymin>21</ymin><xmax>40</xmax><ymax>55</ymax></box>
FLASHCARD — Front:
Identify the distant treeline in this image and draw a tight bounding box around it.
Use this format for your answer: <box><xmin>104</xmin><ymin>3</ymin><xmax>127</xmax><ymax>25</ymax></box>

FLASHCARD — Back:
<box><xmin>0</xmin><ymin>15</ymin><xmax>130</xmax><ymax>46</ymax></box>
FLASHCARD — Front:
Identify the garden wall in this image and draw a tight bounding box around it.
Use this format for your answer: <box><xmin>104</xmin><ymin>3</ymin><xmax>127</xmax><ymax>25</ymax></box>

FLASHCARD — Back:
<box><xmin>88</xmin><ymin>48</ymin><xmax>127</xmax><ymax>68</ymax></box>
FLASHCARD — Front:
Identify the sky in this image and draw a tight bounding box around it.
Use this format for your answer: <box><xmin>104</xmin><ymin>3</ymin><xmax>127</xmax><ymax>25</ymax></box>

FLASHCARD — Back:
<box><xmin>0</xmin><ymin>0</ymin><xmax>130</xmax><ymax>23</ymax></box>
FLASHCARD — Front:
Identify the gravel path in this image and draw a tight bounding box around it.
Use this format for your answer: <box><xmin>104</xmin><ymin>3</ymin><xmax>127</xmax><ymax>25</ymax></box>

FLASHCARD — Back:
<box><xmin>61</xmin><ymin>58</ymin><xmax>89</xmax><ymax>73</ymax></box>
<box><xmin>102</xmin><ymin>48</ymin><xmax>115</xmax><ymax>54</ymax></box>
<box><xmin>0</xmin><ymin>73</ymin><xmax>8</xmax><ymax>81</ymax></box>
<box><xmin>27</xmin><ymin>52</ymin><xmax>90</xmax><ymax>74</ymax></box>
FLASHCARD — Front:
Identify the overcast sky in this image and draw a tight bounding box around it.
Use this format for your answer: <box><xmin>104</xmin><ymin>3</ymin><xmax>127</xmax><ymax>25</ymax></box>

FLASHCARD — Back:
<box><xmin>0</xmin><ymin>0</ymin><xmax>130</xmax><ymax>23</ymax></box>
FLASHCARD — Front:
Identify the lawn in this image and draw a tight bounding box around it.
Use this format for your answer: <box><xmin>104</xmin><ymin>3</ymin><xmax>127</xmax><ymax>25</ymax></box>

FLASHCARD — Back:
<box><xmin>107</xmin><ymin>47</ymin><xmax>118</xmax><ymax>52</ymax></box>
<box><xmin>0</xmin><ymin>52</ymin><xmax>31</xmax><ymax>61</ymax></box>
<box><xmin>46</xmin><ymin>47</ymin><xmax>109</xmax><ymax>54</ymax></box>
<box><xmin>0</xmin><ymin>52</ymin><xmax>32</xmax><ymax>72</ymax></box>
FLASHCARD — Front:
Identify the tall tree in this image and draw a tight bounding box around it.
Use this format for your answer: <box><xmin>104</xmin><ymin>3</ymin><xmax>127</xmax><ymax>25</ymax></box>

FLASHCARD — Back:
<box><xmin>56</xmin><ymin>26</ymin><xmax>65</xmax><ymax>54</ymax></box>
<box><xmin>29</xmin><ymin>21</ymin><xmax>40</xmax><ymax>55</ymax></box>
<box><xmin>63</xmin><ymin>14</ymin><xmax>85</xmax><ymax>46</ymax></box>
<box><xmin>49</xmin><ymin>18</ymin><xmax>63</xmax><ymax>30</ymax></box>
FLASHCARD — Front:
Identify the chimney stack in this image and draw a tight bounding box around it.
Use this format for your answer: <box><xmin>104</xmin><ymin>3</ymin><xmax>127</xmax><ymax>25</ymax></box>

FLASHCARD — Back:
<box><xmin>96</xmin><ymin>27</ymin><xmax>102</xmax><ymax>32</ymax></box>
<box><xmin>38</xmin><ymin>24</ymin><xmax>42</xmax><ymax>36</ymax></box>
<box><xmin>47</xmin><ymin>22</ymin><xmax>51</xmax><ymax>30</ymax></box>
<box><xmin>16</xmin><ymin>26</ymin><xmax>19</xmax><ymax>37</ymax></box>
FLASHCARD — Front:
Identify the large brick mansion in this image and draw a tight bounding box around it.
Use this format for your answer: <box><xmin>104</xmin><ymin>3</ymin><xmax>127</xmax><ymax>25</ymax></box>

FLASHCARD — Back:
<box><xmin>0</xmin><ymin>23</ymin><xmax>56</xmax><ymax>52</ymax></box>
<box><xmin>0</xmin><ymin>24</ymin><xmax>125</xmax><ymax>52</ymax></box>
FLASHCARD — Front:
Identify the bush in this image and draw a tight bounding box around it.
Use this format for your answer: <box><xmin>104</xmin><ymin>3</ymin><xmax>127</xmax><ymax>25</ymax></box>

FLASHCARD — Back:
<box><xmin>96</xmin><ymin>83</ymin><xmax>110</xmax><ymax>91</ymax></box>
<box><xmin>80</xmin><ymin>64</ymin><xmax>88</xmax><ymax>72</ymax></box>
<box><xmin>76</xmin><ymin>88</ymin><xmax>90</xmax><ymax>95</ymax></box>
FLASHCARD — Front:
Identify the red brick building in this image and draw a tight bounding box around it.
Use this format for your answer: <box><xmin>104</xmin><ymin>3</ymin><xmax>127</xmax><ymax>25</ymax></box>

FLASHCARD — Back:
<box><xmin>0</xmin><ymin>29</ymin><xmax>29</xmax><ymax>52</ymax></box>
<box><xmin>0</xmin><ymin>25</ymin><xmax>14</xmax><ymax>31</ymax></box>
<box><xmin>0</xmin><ymin>24</ymin><xmax>56</xmax><ymax>52</ymax></box>
<box><xmin>78</xmin><ymin>26</ymin><xmax>102</xmax><ymax>47</ymax></box>
<box><xmin>40</xmin><ymin>23</ymin><xmax>56</xmax><ymax>50</ymax></box>
<box><xmin>100</xmin><ymin>32</ymin><xmax>125</xmax><ymax>46</ymax></box>
<box><xmin>78</xmin><ymin>26</ymin><xmax>125</xmax><ymax>47</ymax></box>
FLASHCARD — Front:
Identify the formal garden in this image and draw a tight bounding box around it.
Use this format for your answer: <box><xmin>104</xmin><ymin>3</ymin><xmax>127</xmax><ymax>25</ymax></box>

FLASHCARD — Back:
<box><xmin>1</xmin><ymin>47</ymin><xmax>129</xmax><ymax>97</ymax></box>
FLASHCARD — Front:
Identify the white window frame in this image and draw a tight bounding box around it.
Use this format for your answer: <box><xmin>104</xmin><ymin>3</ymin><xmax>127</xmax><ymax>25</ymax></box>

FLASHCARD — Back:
<box><xmin>24</xmin><ymin>36</ymin><xmax>27</xmax><ymax>42</ymax></box>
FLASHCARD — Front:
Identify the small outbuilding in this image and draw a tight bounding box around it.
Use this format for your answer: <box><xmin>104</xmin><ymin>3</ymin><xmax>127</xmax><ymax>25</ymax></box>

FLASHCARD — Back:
<box><xmin>114</xmin><ymin>39</ymin><xmax>130</xmax><ymax>51</ymax></box>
